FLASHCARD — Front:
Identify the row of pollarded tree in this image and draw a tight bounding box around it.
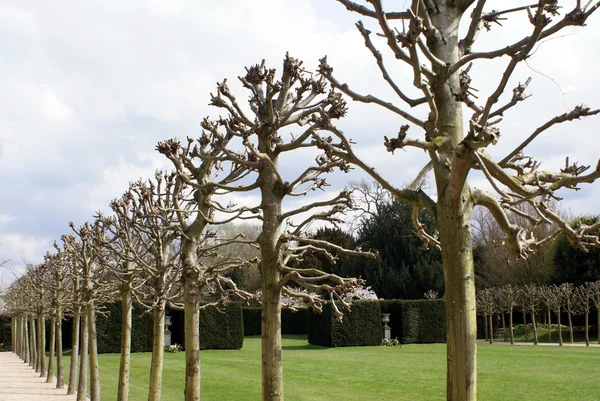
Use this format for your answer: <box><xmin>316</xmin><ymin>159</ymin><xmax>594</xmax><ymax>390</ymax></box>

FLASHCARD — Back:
<box><xmin>477</xmin><ymin>282</ymin><xmax>600</xmax><ymax>347</ymax></box>
<box><xmin>5</xmin><ymin>1</ymin><xmax>600</xmax><ymax>399</ymax></box>
<box><xmin>3</xmin><ymin>56</ymin><xmax>377</xmax><ymax>401</ymax></box>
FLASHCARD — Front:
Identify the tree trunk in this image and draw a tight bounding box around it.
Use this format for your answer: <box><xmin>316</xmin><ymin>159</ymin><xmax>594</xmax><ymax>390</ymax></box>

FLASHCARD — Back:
<box><xmin>557</xmin><ymin>310</ymin><xmax>563</xmax><ymax>346</ymax></box>
<box><xmin>567</xmin><ymin>309</ymin><xmax>574</xmax><ymax>344</ymax></box>
<box><xmin>547</xmin><ymin>308</ymin><xmax>552</xmax><ymax>343</ymax></box>
<box><xmin>46</xmin><ymin>315</ymin><xmax>56</xmax><ymax>383</ymax></box>
<box><xmin>508</xmin><ymin>310</ymin><xmax>514</xmax><ymax>345</ymax></box>
<box><xmin>67</xmin><ymin>311</ymin><xmax>80</xmax><ymax>395</ymax></box>
<box><xmin>597</xmin><ymin>308</ymin><xmax>600</xmax><ymax>345</ymax></box>
<box><xmin>488</xmin><ymin>314</ymin><xmax>493</xmax><ymax>344</ymax></box>
<box><xmin>257</xmin><ymin>155</ymin><xmax>285</xmax><ymax>401</ymax></box>
<box><xmin>438</xmin><ymin>198</ymin><xmax>477</xmax><ymax>401</ymax></box>
<box><xmin>584</xmin><ymin>310</ymin><xmax>589</xmax><ymax>347</ymax></box>
<box><xmin>148</xmin><ymin>301</ymin><xmax>166</xmax><ymax>401</ymax></box>
<box><xmin>117</xmin><ymin>284</ymin><xmax>133</xmax><ymax>401</ymax></box>
<box><xmin>261</xmin><ymin>285</ymin><xmax>283</xmax><ymax>401</ymax></box>
<box><xmin>483</xmin><ymin>315</ymin><xmax>488</xmax><ymax>341</ymax></box>
<box><xmin>182</xmin><ymin>240</ymin><xmax>202</xmax><ymax>401</ymax></box>
<box><xmin>29</xmin><ymin>315</ymin><xmax>35</xmax><ymax>368</ymax></box>
<box><xmin>88</xmin><ymin>302</ymin><xmax>100</xmax><ymax>401</ymax></box>
<box><xmin>77</xmin><ymin>310</ymin><xmax>88</xmax><ymax>401</ymax></box>
<box><xmin>522</xmin><ymin>311</ymin><xmax>528</xmax><ymax>342</ymax></box>
<box><xmin>531</xmin><ymin>312</ymin><xmax>538</xmax><ymax>345</ymax></box>
<box><xmin>37</xmin><ymin>311</ymin><xmax>46</xmax><ymax>377</ymax></box>
<box><xmin>501</xmin><ymin>313</ymin><xmax>507</xmax><ymax>342</ymax></box>
<box><xmin>56</xmin><ymin>306</ymin><xmax>64</xmax><ymax>388</ymax></box>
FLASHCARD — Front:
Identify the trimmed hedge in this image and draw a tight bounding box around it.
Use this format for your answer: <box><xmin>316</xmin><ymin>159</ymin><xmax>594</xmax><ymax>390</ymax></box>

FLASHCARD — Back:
<box><xmin>380</xmin><ymin>299</ymin><xmax>445</xmax><ymax>344</ymax></box>
<box><xmin>198</xmin><ymin>303</ymin><xmax>243</xmax><ymax>350</ymax></box>
<box><xmin>242</xmin><ymin>307</ymin><xmax>308</xmax><ymax>336</ymax></box>
<box><xmin>242</xmin><ymin>307</ymin><xmax>261</xmax><ymax>336</ymax></box>
<box><xmin>0</xmin><ymin>316</ymin><xmax>11</xmax><ymax>351</ymax></box>
<box><xmin>308</xmin><ymin>301</ymin><xmax>382</xmax><ymax>347</ymax></box>
<box><xmin>96</xmin><ymin>302</ymin><xmax>154</xmax><ymax>354</ymax></box>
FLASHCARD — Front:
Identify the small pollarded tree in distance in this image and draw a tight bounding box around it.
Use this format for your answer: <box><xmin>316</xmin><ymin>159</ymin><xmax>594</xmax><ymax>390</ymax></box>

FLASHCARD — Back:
<box><xmin>195</xmin><ymin>55</ymin><xmax>375</xmax><ymax>401</ymax></box>
<box><xmin>28</xmin><ymin>262</ymin><xmax>52</xmax><ymax>377</ymax></box>
<box><xmin>538</xmin><ymin>285</ymin><xmax>556</xmax><ymax>343</ymax></box>
<box><xmin>476</xmin><ymin>288</ymin><xmax>496</xmax><ymax>344</ymax></box>
<box><xmin>497</xmin><ymin>285</ymin><xmax>518</xmax><ymax>344</ymax></box>
<box><xmin>560</xmin><ymin>282</ymin><xmax>577</xmax><ymax>344</ymax></box>
<box><xmin>575</xmin><ymin>282</ymin><xmax>594</xmax><ymax>346</ymax></box>
<box><xmin>542</xmin><ymin>284</ymin><xmax>564</xmax><ymax>346</ymax></box>
<box><xmin>590</xmin><ymin>281</ymin><xmax>600</xmax><ymax>345</ymax></box>
<box><xmin>43</xmin><ymin>249</ymin><xmax>70</xmax><ymax>387</ymax></box>
<box><xmin>62</xmin><ymin>221</ymin><xmax>112</xmax><ymax>401</ymax></box>
<box><xmin>322</xmin><ymin>1</ymin><xmax>600</xmax><ymax>399</ymax></box>
<box><xmin>519</xmin><ymin>285</ymin><xmax>541</xmax><ymax>345</ymax></box>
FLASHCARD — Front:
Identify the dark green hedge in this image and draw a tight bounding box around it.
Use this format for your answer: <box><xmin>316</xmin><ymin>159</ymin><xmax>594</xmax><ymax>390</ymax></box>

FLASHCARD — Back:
<box><xmin>243</xmin><ymin>307</ymin><xmax>261</xmax><ymax>336</ymax></box>
<box><xmin>242</xmin><ymin>307</ymin><xmax>308</xmax><ymax>336</ymax></box>
<box><xmin>308</xmin><ymin>301</ymin><xmax>382</xmax><ymax>347</ymax></box>
<box><xmin>96</xmin><ymin>302</ymin><xmax>154</xmax><ymax>354</ymax></box>
<box><xmin>379</xmin><ymin>299</ymin><xmax>446</xmax><ymax>344</ymax></box>
<box><xmin>198</xmin><ymin>303</ymin><xmax>243</xmax><ymax>350</ymax></box>
<box><xmin>0</xmin><ymin>316</ymin><xmax>11</xmax><ymax>351</ymax></box>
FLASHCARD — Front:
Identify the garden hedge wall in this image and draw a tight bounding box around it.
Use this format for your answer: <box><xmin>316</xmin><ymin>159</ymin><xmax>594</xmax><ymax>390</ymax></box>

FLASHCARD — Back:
<box><xmin>0</xmin><ymin>316</ymin><xmax>11</xmax><ymax>351</ymax></box>
<box><xmin>198</xmin><ymin>302</ymin><xmax>243</xmax><ymax>350</ymax></box>
<box><xmin>307</xmin><ymin>301</ymin><xmax>382</xmax><ymax>347</ymax></box>
<box><xmin>170</xmin><ymin>302</ymin><xmax>243</xmax><ymax>350</ymax></box>
<box><xmin>242</xmin><ymin>307</ymin><xmax>308</xmax><ymax>336</ymax></box>
<box><xmin>379</xmin><ymin>299</ymin><xmax>445</xmax><ymax>344</ymax></box>
<box><xmin>96</xmin><ymin>302</ymin><xmax>154</xmax><ymax>354</ymax></box>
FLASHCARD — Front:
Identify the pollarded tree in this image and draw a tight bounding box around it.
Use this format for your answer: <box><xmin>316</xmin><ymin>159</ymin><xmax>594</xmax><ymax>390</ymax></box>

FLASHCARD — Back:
<box><xmin>158</xmin><ymin>135</ymin><xmax>260</xmax><ymax>401</ymax></box>
<box><xmin>539</xmin><ymin>285</ymin><xmax>560</xmax><ymax>344</ymax></box>
<box><xmin>104</xmin><ymin>173</ymin><xmax>183</xmax><ymax>401</ymax></box>
<box><xmin>200</xmin><ymin>55</ymin><xmax>375</xmax><ymax>401</ymax></box>
<box><xmin>575</xmin><ymin>282</ymin><xmax>594</xmax><ymax>346</ymax></box>
<box><xmin>560</xmin><ymin>282</ymin><xmax>577</xmax><ymax>344</ymax></box>
<box><xmin>590</xmin><ymin>281</ymin><xmax>600</xmax><ymax>345</ymax></box>
<box><xmin>63</xmin><ymin>221</ymin><xmax>113</xmax><ymax>401</ymax></box>
<box><xmin>476</xmin><ymin>288</ymin><xmax>496</xmax><ymax>344</ymax></box>
<box><xmin>320</xmin><ymin>1</ymin><xmax>600</xmax><ymax>398</ymax></box>
<box><xmin>519</xmin><ymin>284</ymin><xmax>541</xmax><ymax>345</ymax></box>
<box><xmin>496</xmin><ymin>285</ymin><xmax>518</xmax><ymax>344</ymax></box>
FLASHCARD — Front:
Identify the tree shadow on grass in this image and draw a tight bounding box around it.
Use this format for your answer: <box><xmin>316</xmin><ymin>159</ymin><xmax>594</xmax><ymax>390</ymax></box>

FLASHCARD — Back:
<box><xmin>282</xmin><ymin>343</ymin><xmax>327</xmax><ymax>351</ymax></box>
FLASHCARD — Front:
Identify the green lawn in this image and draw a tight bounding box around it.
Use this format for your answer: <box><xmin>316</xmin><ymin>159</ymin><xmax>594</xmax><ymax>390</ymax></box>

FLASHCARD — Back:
<box><xmin>60</xmin><ymin>335</ymin><xmax>600</xmax><ymax>401</ymax></box>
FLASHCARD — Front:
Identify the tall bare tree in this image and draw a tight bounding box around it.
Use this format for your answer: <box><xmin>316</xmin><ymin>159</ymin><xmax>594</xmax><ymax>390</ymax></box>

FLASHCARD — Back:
<box><xmin>560</xmin><ymin>282</ymin><xmax>577</xmax><ymax>344</ymax></box>
<box><xmin>590</xmin><ymin>281</ymin><xmax>600</xmax><ymax>345</ymax></box>
<box><xmin>497</xmin><ymin>285</ymin><xmax>518</xmax><ymax>344</ymax></box>
<box><xmin>191</xmin><ymin>55</ymin><xmax>374</xmax><ymax>401</ymax></box>
<box><xmin>520</xmin><ymin>284</ymin><xmax>541</xmax><ymax>345</ymax></box>
<box><xmin>476</xmin><ymin>288</ymin><xmax>496</xmax><ymax>344</ymax></box>
<box><xmin>320</xmin><ymin>1</ymin><xmax>600</xmax><ymax>398</ymax></box>
<box><xmin>575</xmin><ymin>282</ymin><xmax>594</xmax><ymax>346</ymax></box>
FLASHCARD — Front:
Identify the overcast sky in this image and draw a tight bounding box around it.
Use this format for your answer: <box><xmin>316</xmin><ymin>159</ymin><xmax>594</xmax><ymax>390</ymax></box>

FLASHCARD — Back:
<box><xmin>1</xmin><ymin>0</ymin><xmax>599</xmax><ymax>285</ymax></box>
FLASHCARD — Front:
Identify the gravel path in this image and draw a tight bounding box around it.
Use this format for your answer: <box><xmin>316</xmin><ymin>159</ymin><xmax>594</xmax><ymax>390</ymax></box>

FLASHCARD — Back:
<box><xmin>0</xmin><ymin>352</ymin><xmax>77</xmax><ymax>401</ymax></box>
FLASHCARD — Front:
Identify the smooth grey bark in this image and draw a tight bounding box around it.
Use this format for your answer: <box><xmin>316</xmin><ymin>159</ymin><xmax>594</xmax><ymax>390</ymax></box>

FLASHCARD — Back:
<box><xmin>501</xmin><ymin>313</ymin><xmax>507</xmax><ymax>342</ymax></box>
<box><xmin>37</xmin><ymin>311</ymin><xmax>46</xmax><ymax>377</ymax></box>
<box><xmin>67</xmin><ymin>309</ymin><xmax>80</xmax><ymax>395</ymax></box>
<box><xmin>547</xmin><ymin>308</ymin><xmax>552</xmax><ymax>343</ymax></box>
<box><xmin>557</xmin><ymin>309</ymin><xmax>563</xmax><ymax>346</ymax></box>
<box><xmin>88</xmin><ymin>302</ymin><xmax>100</xmax><ymax>401</ymax></box>
<box><xmin>29</xmin><ymin>315</ymin><xmax>35</xmax><ymax>368</ymax></box>
<box><xmin>483</xmin><ymin>315</ymin><xmax>488</xmax><ymax>342</ymax></box>
<box><xmin>46</xmin><ymin>315</ymin><xmax>56</xmax><ymax>383</ymax></box>
<box><xmin>522</xmin><ymin>311</ymin><xmax>529</xmax><ymax>342</ymax></box>
<box><xmin>182</xmin><ymin>240</ymin><xmax>202</xmax><ymax>401</ymax></box>
<box><xmin>56</xmin><ymin>309</ymin><xmax>64</xmax><ymax>388</ymax></box>
<box><xmin>531</xmin><ymin>312</ymin><xmax>538</xmax><ymax>345</ymax></box>
<box><xmin>77</xmin><ymin>311</ymin><xmax>88</xmax><ymax>401</ymax></box>
<box><xmin>148</xmin><ymin>300</ymin><xmax>166</xmax><ymax>401</ymax></box>
<box><xmin>117</xmin><ymin>283</ymin><xmax>133</xmax><ymax>401</ymax></box>
<box><xmin>430</xmin><ymin>5</ymin><xmax>477</xmax><ymax>399</ymax></box>
<box><xmin>257</xmin><ymin>130</ymin><xmax>285</xmax><ymax>401</ymax></box>
<box><xmin>509</xmin><ymin>310</ymin><xmax>514</xmax><ymax>345</ymax></box>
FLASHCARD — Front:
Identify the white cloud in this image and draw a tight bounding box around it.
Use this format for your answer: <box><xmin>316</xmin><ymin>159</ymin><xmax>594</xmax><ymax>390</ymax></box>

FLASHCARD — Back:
<box><xmin>0</xmin><ymin>215</ymin><xmax>16</xmax><ymax>225</ymax></box>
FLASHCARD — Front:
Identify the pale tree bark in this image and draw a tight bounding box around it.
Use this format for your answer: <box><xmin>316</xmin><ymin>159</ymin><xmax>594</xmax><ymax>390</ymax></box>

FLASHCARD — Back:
<box><xmin>148</xmin><ymin>300</ymin><xmax>166</xmax><ymax>401</ymax></box>
<box><xmin>77</xmin><ymin>311</ymin><xmax>88</xmax><ymax>401</ymax></box>
<box><xmin>46</xmin><ymin>315</ymin><xmax>55</xmax><ymax>383</ymax></box>
<box><xmin>37</xmin><ymin>310</ymin><xmax>46</xmax><ymax>377</ymax></box>
<box><xmin>29</xmin><ymin>315</ymin><xmax>35</xmax><ymax>368</ymax></box>
<box><xmin>88</xmin><ymin>302</ymin><xmax>100</xmax><ymax>401</ymax></box>
<box><xmin>117</xmin><ymin>283</ymin><xmax>132</xmax><ymax>401</ymax></box>
<box><xmin>323</xmin><ymin>1</ymin><xmax>600</xmax><ymax>399</ymax></box>
<box><xmin>56</xmin><ymin>308</ymin><xmax>64</xmax><ymax>388</ymax></box>
<box><xmin>182</xmin><ymin>242</ymin><xmax>201</xmax><ymax>401</ymax></box>
<box><xmin>67</xmin><ymin>300</ymin><xmax>80</xmax><ymax>394</ymax></box>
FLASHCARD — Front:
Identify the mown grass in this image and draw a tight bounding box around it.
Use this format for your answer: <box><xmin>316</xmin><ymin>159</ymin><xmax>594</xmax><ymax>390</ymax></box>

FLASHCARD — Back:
<box><xmin>59</xmin><ymin>335</ymin><xmax>600</xmax><ymax>401</ymax></box>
